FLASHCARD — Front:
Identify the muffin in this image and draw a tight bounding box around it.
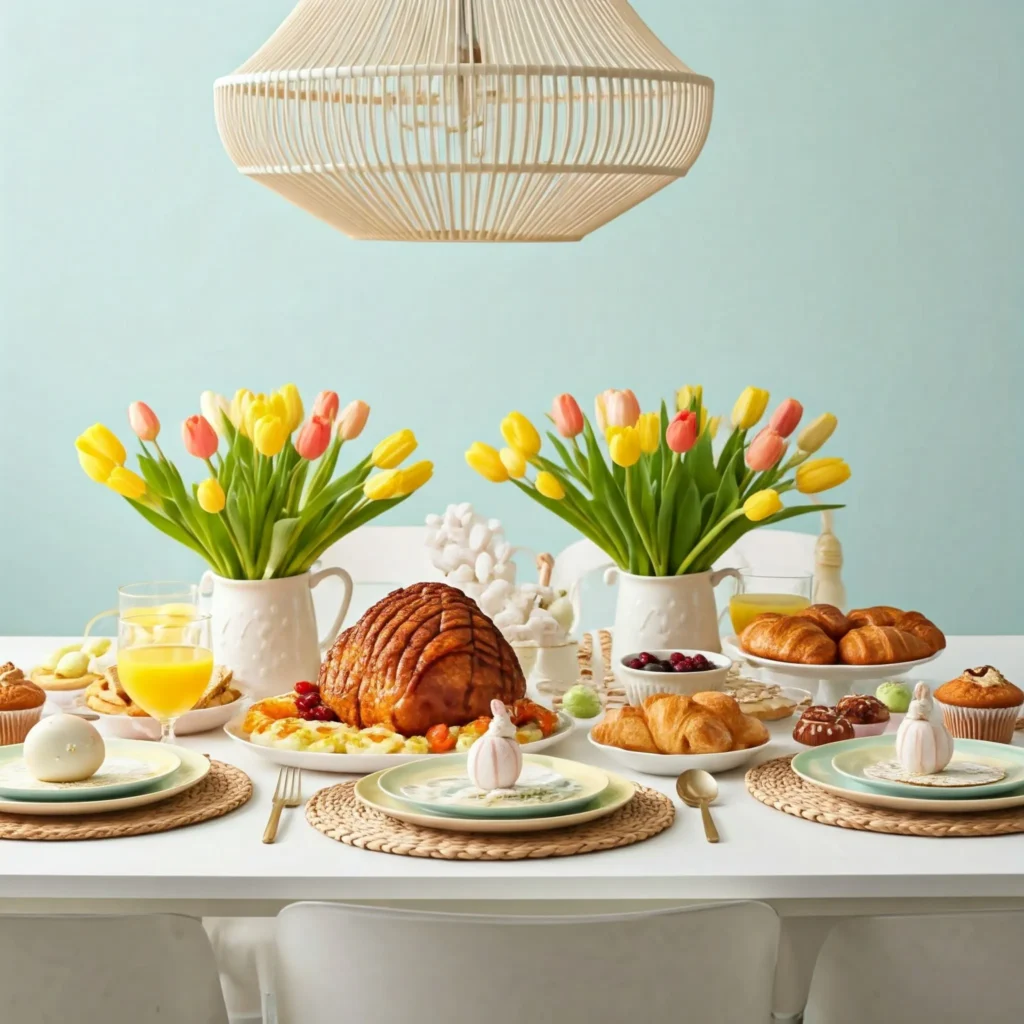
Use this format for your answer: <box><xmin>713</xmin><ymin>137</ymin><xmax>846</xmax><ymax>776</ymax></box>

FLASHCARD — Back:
<box><xmin>0</xmin><ymin>662</ymin><xmax>47</xmax><ymax>744</ymax></box>
<box><xmin>934</xmin><ymin>666</ymin><xmax>1023</xmax><ymax>744</ymax></box>
<box><xmin>793</xmin><ymin>705</ymin><xmax>855</xmax><ymax>746</ymax></box>
<box><xmin>836</xmin><ymin>694</ymin><xmax>891</xmax><ymax>737</ymax></box>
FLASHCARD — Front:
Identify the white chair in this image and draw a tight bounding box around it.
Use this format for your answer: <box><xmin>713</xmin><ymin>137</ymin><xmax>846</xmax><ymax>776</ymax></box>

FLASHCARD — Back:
<box><xmin>271</xmin><ymin>900</ymin><xmax>780</xmax><ymax>1024</ymax></box>
<box><xmin>0</xmin><ymin>914</ymin><xmax>229</xmax><ymax>1024</ymax></box>
<box><xmin>802</xmin><ymin>911</ymin><xmax>1024</xmax><ymax>1024</ymax></box>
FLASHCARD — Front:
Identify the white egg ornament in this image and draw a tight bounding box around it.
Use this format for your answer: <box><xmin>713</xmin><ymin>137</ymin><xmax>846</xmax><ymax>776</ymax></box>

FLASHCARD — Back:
<box><xmin>467</xmin><ymin>700</ymin><xmax>523</xmax><ymax>792</ymax></box>
<box><xmin>23</xmin><ymin>714</ymin><xmax>106</xmax><ymax>783</ymax></box>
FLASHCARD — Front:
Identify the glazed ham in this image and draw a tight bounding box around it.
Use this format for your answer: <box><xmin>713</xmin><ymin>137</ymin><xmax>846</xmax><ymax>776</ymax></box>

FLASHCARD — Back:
<box><xmin>318</xmin><ymin>583</ymin><xmax>526</xmax><ymax>736</ymax></box>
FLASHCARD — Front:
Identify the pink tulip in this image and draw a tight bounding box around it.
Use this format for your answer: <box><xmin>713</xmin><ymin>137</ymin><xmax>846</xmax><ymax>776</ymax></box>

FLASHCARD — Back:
<box><xmin>745</xmin><ymin>428</ymin><xmax>787</xmax><ymax>471</ymax></box>
<box><xmin>551</xmin><ymin>394</ymin><xmax>584</xmax><ymax>438</ymax></box>
<box><xmin>128</xmin><ymin>401</ymin><xmax>160</xmax><ymax>442</ymax></box>
<box><xmin>181</xmin><ymin>415</ymin><xmax>218</xmax><ymax>460</ymax></box>
<box><xmin>295</xmin><ymin>415</ymin><xmax>332</xmax><ymax>461</ymax></box>
<box><xmin>596</xmin><ymin>388</ymin><xmax>640</xmax><ymax>431</ymax></box>
<box><xmin>768</xmin><ymin>398</ymin><xmax>803</xmax><ymax>438</ymax></box>
<box><xmin>337</xmin><ymin>399</ymin><xmax>370</xmax><ymax>441</ymax></box>
<box><xmin>313</xmin><ymin>390</ymin><xmax>340</xmax><ymax>422</ymax></box>
<box><xmin>666</xmin><ymin>410</ymin><xmax>698</xmax><ymax>453</ymax></box>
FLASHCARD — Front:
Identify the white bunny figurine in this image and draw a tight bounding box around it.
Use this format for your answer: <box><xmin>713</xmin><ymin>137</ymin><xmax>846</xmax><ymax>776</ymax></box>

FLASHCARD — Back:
<box><xmin>466</xmin><ymin>699</ymin><xmax>523</xmax><ymax>792</ymax></box>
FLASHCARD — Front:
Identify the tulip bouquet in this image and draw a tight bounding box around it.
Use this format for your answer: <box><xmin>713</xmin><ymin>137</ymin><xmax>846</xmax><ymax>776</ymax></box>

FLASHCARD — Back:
<box><xmin>466</xmin><ymin>386</ymin><xmax>849</xmax><ymax>577</ymax></box>
<box><xmin>76</xmin><ymin>387</ymin><xmax>432</xmax><ymax>579</ymax></box>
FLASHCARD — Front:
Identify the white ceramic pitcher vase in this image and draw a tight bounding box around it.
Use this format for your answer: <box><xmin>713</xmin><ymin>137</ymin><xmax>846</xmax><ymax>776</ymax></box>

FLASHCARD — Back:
<box><xmin>609</xmin><ymin>568</ymin><xmax>739</xmax><ymax>669</ymax></box>
<box><xmin>199</xmin><ymin>569</ymin><xmax>353</xmax><ymax>700</ymax></box>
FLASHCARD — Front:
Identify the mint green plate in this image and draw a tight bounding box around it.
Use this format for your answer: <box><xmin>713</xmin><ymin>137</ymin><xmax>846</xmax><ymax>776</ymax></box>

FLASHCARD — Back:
<box><xmin>377</xmin><ymin>753</ymin><xmax>608</xmax><ymax>819</ymax></box>
<box><xmin>831</xmin><ymin>738</ymin><xmax>1024</xmax><ymax>799</ymax></box>
<box><xmin>793</xmin><ymin>737</ymin><xmax>1024</xmax><ymax>814</ymax></box>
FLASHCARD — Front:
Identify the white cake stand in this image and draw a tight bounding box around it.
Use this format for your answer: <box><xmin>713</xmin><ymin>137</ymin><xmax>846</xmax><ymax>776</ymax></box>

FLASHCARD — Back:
<box><xmin>721</xmin><ymin>635</ymin><xmax>941</xmax><ymax>706</ymax></box>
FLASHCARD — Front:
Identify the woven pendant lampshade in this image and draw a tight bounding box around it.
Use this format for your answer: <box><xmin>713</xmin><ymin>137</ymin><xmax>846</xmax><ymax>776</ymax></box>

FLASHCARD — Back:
<box><xmin>214</xmin><ymin>1</ymin><xmax>714</xmax><ymax>242</ymax></box>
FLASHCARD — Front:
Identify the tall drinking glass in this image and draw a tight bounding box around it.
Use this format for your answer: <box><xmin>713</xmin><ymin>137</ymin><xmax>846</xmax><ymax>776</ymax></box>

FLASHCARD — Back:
<box><xmin>116</xmin><ymin>605</ymin><xmax>212</xmax><ymax>744</ymax></box>
<box><xmin>728</xmin><ymin>570</ymin><xmax>813</xmax><ymax>635</ymax></box>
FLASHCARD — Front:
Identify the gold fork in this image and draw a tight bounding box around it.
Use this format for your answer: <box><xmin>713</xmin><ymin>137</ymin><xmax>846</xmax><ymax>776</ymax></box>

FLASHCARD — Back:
<box><xmin>262</xmin><ymin>766</ymin><xmax>302</xmax><ymax>844</ymax></box>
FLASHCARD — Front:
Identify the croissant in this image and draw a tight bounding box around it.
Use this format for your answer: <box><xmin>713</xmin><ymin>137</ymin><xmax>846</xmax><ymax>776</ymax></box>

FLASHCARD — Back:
<box><xmin>793</xmin><ymin>603</ymin><xmax>850</xmax><ymax>641</ymax></box>
<box><xmin>740</xmin><ymin>614</ymin><xmax>837</xmax><ymax>665</ymax></box>
<box><xmin>838</xmin><ymin>625</ymin><xmax>932</xmax><ymax>665</ymax></box>
<box><xmin>896</xmin><ymin>611</ymin><xmax>945</xmax><ymax>654</ymax></box>
<box><xmin>591</xmin><ymin>706</ymin><xmax>659</xmax><ymax>753</ymax></box>
<box><xmin>642</xmin><ymin>694</ymin><xmax>733</xmax><ymax>754</ymax></box>
<box><xmin>691</xmin><ymin>691</ymin><xmax>770</xmax><ymax>749</ymax></box>
<box><xmin>847</xmin><ymin>605</ymin><xmax>903</xmax><ymax>629</ymax></box>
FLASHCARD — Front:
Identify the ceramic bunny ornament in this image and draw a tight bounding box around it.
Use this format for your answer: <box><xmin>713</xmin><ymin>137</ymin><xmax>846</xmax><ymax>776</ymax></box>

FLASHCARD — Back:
<box><xmin>467</xmin><ymin>699</ymin><xmax>523</xmax><ymax>792</ymax></box>
<box><xmin>896</xmin><ymin>682</ymin><xmax>954</xmax><ymax>775</ymax></box>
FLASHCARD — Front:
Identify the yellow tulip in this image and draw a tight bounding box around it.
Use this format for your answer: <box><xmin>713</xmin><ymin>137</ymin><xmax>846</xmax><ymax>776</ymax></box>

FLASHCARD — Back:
<box><xmin>499</xmin><ymin>446</ymin><xmax>527</xmax><ymax>479</ymax></box>
<box><xmin>252</xmin><ymin>414</ymin><xmax>288</xmax><ymax>457</ymax></box>
<box><xmin>465</xmin><ymin>442</ymin><xmax>509</xmax><ymax>483</ymax></box>
<box><xmin>499</xmin><ymin>411</ymin><xmax>541</xmax><ymax>458</ymax></box>
<box><xmin>76</xmin><ymin>444</ymin><xmax>117</xmax><ymax>483</ymax></box>
<box><xmin>535</xmin><ymin>471</ymin><xmax>565</xmax><ymax>500</ymax></box>
<box><xmin>276</xmin><ymin>384</ymin><xmax>304</xmax><ymax>432</ymax></box>
<box><xmin>743</xmin><ymin>488</ymin><xmax>783</xmax><ymax>522</ymax></box>
<box><xmin>796</xmin><ymin>457</ymin><xmax>850</xmax><ymax>494</ymax></box>
<box><xmin>637</xmin><ymin>412</ymin><xmax>661</xmax><ymax>454</ymax></box>
<box><xmin>230</xmin><ymin>389</ymin><xmax>255</xmax><ymax>431</ymax></box>
<box><xmin>706</xmin><ymin>415</ymin><xmax>721</xmax><ymax>439</ymax></box>
<box><xmin>608</xmin><ymin>425</ymin><xmax>641</xmax><ymax>468</ymax></box>
<box><xmin>731</xmin><ymin>386</ymin><xmax>770</xmax><ymax>430</ymax></box>
<box><xmin>197</xmin><ymin>478</ymin><xmax>226</xmax><ymax>514</ymax></box>
<box><xmin>797</xmin><ymin>413</ymin><xmax>838</xmax><ymax>454</ymax></box>
<box><xmin>106</xmin><ymin>467</ymin><xmax>147</xmax><ymax>500</ymax></box>
<box><xmin>675</xmin><ymin>385</ymin><xmax>703</xmax><ymax>412</ymax></box>
<box><xmin>396</xmin><ymin>460</ymin><xmax>434</xmax><ymax>496</ymax></box>
<box><xmin>364</xmin><ymin>469</ymin><xmax>402</xmax><ymax>500</ymax></box>
<box><xmin>372</xmin><ymin>429</ymin><xmax>417</xmax><ymax>469</ymax></box>
<box><xmin>77</xmin><ymin>424</ymin><xmax>126</xmax><ymax>466</ymax></box>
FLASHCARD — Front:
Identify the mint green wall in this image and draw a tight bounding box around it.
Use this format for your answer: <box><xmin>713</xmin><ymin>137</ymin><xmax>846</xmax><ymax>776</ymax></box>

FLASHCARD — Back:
<box><xmin>2</xmin><ymin>2</ymin><xmax>1020</xmax><ymax>634</ymax></box>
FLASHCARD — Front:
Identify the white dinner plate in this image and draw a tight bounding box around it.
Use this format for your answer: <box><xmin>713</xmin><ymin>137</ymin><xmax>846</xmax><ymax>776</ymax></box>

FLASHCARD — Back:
<box><xmin>355</xmin><ymin>767</ymin><xmax>636</xmax><ymax>833</ymax></box>
<box><xmin>224</xmin><ymin>711</ymin><xmax>575</xmax><ymax>774</ymax></box>
<box><xmin>588</xmin><ymin>730</ymin><xmax>770</xmax><ymax>776</ymax></box>
<box><xmin>0</xmin><ymin>746</ymin><xmax>210</xmax><ymax>816</ymax></box>
<box><xmin>721</xmin><ymin>635</ymin><xmax>941</xmax><ymax>682</ymax></box>
<box><xmin>70</xmin><ymin>694</ymin><xmax>247</xmax><ymax>739</ymax></box>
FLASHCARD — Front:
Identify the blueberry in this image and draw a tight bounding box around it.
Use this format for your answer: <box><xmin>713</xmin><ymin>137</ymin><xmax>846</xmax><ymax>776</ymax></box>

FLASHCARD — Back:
<box><xmin>643</xmin><ymin>662</ymin><xmax>667</xmax><ymax>672</ymax></box>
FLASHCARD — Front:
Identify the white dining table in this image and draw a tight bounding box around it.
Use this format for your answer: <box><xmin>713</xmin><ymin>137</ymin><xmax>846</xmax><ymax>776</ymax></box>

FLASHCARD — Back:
<box><xmin>1</xmin><ymin>635</ymin><xmax>1022</xmax><ymax>920</ymax></box>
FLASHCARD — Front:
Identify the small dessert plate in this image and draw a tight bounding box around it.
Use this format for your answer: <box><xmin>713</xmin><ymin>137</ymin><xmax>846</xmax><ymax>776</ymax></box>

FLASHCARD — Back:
<box><xmin>588</xmin><ymin>731</ymin><xmax>770</xmax><ymax>776</ymax></box>
<box><xmin>377</xmin><ymin>753</ymin><xmax>608</xmax><ymax>819</ymax></box>
<box><xmin>0</xmin><ymin>740</ymin><xmax>181</xmax><ymax>802</ymax></box>
<box><xmin>831</xmin><ymin>739</ymin><xmax>1024</xmax><ymax>799</ymax></box>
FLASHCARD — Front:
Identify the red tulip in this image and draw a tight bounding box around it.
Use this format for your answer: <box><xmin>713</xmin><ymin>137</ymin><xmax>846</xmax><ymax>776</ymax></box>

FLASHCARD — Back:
<box><xmin>181</xmin><ymin>415</ymin><xmax>218</xmax><ymax>460</ymax></box>
<box><xmin>745</xmin><ymin>427</ymin><xmax>787</xmax><ymax>471</ymax></box>
<box><xmin>312</xmin><ymin>390</ymin><xmax>339</xmax><ymax>422</ymax></box>
<box><xmin>337</xmin><ymin>400</ymin><xmax>370</xmax><ymax>441</ymax></box>
<box><xmin>551</xmin><ymin>394</ymin><xmax>584</xmax><ymax>438</ymax></box>
<box><xmin>768</xmin><ymin>398</ymin><xmax>803</xmax><ymax>438</ymax></box>
<box><xmin>295</xmin><ymin>415</ymin><xmax>332</xmax><ymax>461</ymax></box>
<box><xmin>666</xmin><ymin>410</ymin><xmax>697</xmax><ymax>453</ymax></box>
<box><xmin>128</xmin><ymin>401</ymin><xmax>160</xmax><ymax>442</ymax></box>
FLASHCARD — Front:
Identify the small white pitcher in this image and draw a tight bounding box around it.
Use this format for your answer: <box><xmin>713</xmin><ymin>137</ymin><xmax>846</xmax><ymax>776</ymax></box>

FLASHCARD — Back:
<box><xmin>199</xmin><ymin>569</ymin><xmax>353</xmax><ymax>699</ymax></box>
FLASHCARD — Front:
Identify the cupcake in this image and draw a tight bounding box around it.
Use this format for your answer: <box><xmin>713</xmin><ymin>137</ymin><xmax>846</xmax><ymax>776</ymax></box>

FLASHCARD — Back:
<box><xmin>934</xmin><ymin>666</ymin><xmax>1023</xmax><ymax>744</ymax></box>
<box><xmin>836</xmin><ymin>694</ymin><xmax>891</xmax><ymax>737</ymax></box>
<box><xmin>0</xmin><ymin>662</ymin><xmax>47</xmax><ymax>744</ymax></box>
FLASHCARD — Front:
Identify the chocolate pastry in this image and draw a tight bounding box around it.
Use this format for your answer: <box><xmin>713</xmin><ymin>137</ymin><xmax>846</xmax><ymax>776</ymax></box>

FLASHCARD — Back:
<box><xmin>836</xmin><ymin>694</ymin><xmax>890</xmax><ymax>725</ymax></box>
<box><xmin>792</xmin><ymin>705</ymin><xmax>855</xmax><ymax>746</ymax></box>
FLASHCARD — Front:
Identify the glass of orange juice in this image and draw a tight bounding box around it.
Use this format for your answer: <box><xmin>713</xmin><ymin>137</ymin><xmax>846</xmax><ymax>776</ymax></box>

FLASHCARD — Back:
<box><xmin>116</xmin><ymin>594</ymin><xmax>212</xmax><ymax>744</ymax></box>
<box><xmin>728</xmin><ymin>570</ymin><xmax>813</xmax><ymax>635</ymax></box>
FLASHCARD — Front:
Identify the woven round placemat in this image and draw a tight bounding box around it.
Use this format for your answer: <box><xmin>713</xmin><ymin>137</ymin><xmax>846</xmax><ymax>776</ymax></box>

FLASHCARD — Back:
<box><xmin>746</xmin><ymin>756</ymin><xmax>1024</xmax><ymax>838</ymax></box>
<box><xmin>0</xmin><ymin>760</ymin><xmax>252</xmax><ymax>841</ymax></box>
<box><xmin>307</xmin><ymin>781</ymin><xmax>674</xmax><ymax>859</ymax></box>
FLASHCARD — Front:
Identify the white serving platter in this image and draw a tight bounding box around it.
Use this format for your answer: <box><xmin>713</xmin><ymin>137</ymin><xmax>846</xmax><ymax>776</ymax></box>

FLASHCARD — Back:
<box><xmin>588</xmin><ymin>730</ymin><xmax>770</xmax><ymax>776</ymax></box>
<box><xmin>70</xmin><ymin>694</ymin><xmax>246</xmax><ymax>739</ymax></box>
<box><xmin>224</xmin><ymin>711</ymin><xmax>575</xmax><ymax>774</ymax></box>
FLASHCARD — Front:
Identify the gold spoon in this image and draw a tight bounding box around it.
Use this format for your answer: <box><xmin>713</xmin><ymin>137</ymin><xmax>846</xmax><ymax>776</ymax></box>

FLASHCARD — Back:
<box><xmin>676</xmin><ymin>769</ymin><xmax>720</xmax><ymax>843</ymax></box>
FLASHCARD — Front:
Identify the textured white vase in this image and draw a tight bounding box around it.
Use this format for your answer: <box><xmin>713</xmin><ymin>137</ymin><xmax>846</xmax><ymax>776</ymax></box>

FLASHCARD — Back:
<box><xmin>610</xmin><ymin>569</ymin><xmax>739</xmax><ymax>672</ymax></box>
<box><xmin>200</xmin><ymin>570</ymin><xmax>352</xmax><ymax>699</ymax></box>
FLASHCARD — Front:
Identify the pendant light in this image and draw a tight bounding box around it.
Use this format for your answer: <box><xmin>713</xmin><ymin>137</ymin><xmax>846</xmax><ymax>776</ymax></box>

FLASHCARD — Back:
<box><xmin>214</xmin><ymin>1</ymin><xmax>714</xmax><ymax>242</ymax></box>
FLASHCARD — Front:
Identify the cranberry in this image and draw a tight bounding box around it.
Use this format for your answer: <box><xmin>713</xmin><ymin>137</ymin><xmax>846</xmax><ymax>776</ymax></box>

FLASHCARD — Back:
<box><xmin>294</xmin><ymin>681</ymin><xmax>319</xmax><ymax>695</ymax></box>
<box><xmin>672</xmin><ymin>661</ymin><xmax>690</xmax><ymax>672</ymax></box>
<box><xmin>296</xmin><ymin>693</ymin><xmax>321</xmax><ymax>712</ymax></box>
<box><xmin>669</xmin><ymin>651</ymin><xmax>685</xmax><ymax>663</ymax></box>
<box><xmin>627</xmin><ymin>658</ymin><xmax>644</xmax><ymax>669</ymax></box>
<box><xmin>637</xmin><ymin>652</ymin><xmax>655</xmax><ymax>666</ymax></box>
<box><xmin>311</xmin><ymin>705</ymin><xmax>338</xmax><ymax>721</ymax></box>
<box><xmin>297</xmin><ymin>709</ymin><xmax>317</xmax><ymax>721</ymax></box>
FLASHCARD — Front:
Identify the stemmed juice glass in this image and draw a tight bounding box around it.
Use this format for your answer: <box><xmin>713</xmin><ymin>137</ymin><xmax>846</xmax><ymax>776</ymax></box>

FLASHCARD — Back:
<box><xmin>115</xmin><ymin>584</ymin><xmax>212</xmax><ymax>744</ymax></box>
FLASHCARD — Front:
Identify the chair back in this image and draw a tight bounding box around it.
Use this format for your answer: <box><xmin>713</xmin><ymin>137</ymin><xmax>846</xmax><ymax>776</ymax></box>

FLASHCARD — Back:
<box><xmin>273</xmin><ymin>900</ymin><xmax>779</xmax><ymax>1024</ymax></box>
<box><xmin>713</xmin><ymin>529</ymin><xmax>816</xmax><ymax>576</ymax></box>
<box><xmin>0</xmin><ymin>914</ymin><xmax>228</xmax><ymax>1024</ymax></box>
<box><xmin>803</xmin><ymin>911</ymin><xmax>1024</xmax><ymax>1024</ymax></box>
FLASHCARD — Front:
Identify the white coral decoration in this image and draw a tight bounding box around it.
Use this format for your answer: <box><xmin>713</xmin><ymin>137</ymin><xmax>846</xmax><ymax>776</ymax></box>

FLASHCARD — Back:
<box><xmin>425</xmin><ymin>504</ymin><xmax>568</xmax><ymax>646</ymax></box>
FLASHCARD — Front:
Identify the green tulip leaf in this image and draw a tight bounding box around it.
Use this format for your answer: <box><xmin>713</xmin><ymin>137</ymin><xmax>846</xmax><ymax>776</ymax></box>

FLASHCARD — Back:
<box><xmin>263</xmin><ymin>518</ymin><xmax>301</xmax><ymax>579</ymax></box>
<box><xmin>669</xmin><ymin>480</ymin><xmax>701</xmax><ymax>573</ymax></box>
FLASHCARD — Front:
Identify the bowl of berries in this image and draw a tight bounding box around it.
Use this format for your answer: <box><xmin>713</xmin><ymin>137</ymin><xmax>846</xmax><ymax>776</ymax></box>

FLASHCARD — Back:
<box><xmin>619</xmin><ymin>649</ymin><xmax>731</xmax><ymax>705</ymax></box>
